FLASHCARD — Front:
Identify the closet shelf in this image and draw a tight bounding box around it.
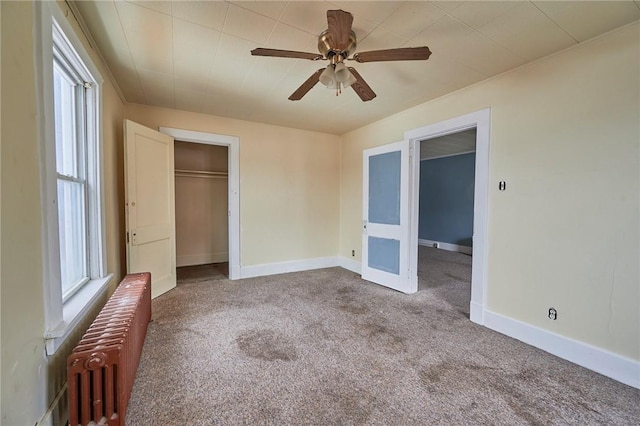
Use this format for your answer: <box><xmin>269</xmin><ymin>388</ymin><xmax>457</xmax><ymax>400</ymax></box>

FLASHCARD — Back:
<box><xmin>175</xmin><ymin>169</ymin><xmax>228</xmax><ymax>179</ymax></box>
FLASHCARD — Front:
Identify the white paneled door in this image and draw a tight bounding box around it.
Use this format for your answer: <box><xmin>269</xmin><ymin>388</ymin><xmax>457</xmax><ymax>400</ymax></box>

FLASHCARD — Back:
<box><xmin>125</xmin><ymin>120</ymin><xmax>176</xmax><ymax>298</ymax></box>
<box><xmin>362</xmin><ymin>140</ymin><xmax>415</xmax><ymax>294</ymax></box>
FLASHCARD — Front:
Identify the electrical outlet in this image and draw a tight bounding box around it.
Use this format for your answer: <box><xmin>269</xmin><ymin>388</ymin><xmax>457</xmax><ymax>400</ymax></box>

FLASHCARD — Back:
<box><xmin>548</xmin><ymin>308</ymin><xmax>557</xmax><ymax>320</ymax></box>
<box><xmin>351</xmin><ymin>249</ymin><xmax>355</xmax><ymax>257</ymax></box>
<box><xmin>433</xmin><ymin>242</ymin><xmax>439</xmax><ymax>248</ymax></box>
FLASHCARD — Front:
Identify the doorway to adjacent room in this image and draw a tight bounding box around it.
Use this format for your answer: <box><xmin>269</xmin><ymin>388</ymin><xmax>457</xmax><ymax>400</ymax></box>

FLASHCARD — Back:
<box><xmin>417</xmin><ymin>128</ymin><xmax>476</xmax><ymax>317</ymax></box>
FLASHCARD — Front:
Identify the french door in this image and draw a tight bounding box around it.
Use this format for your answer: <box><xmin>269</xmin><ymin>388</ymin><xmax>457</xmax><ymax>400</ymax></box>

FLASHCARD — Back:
<box><xmin>362</xmin><ymin>140</ymin><xmax>415</xmax><ymax>293</ymax></box>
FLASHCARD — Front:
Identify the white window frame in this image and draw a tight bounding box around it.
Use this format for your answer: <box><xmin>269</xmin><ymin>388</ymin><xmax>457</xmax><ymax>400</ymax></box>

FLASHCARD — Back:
<box><xmin>36</xmin><ymin>1</ymin><xmax>112</xmax><ymax>355</ymax></box>
<box><xmin>54</xmin><ymin>46</ymin><xmax>91</xmax><ymax>301</ymax></box>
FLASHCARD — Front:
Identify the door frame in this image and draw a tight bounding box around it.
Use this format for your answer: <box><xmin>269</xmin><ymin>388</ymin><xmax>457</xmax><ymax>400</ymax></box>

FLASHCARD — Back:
<box><xmin>159</xmin><ymin>127</ymin><xmax>241</xmax><ymax>280</ymax></box>
<box><xmin>404</xmin><ymin>108</ymin><xmax>491</xmax><ymax>325</ymax></box>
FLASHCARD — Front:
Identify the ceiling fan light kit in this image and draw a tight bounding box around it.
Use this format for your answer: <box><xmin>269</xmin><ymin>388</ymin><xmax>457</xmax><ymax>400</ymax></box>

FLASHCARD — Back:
<box><xmin>251</xmin><ymin>9</ymin><xmax>432</xmax><ymax>102</ymax></box>
<box><xmin>320</xmin><ymin>60</ymin><xmax>357</xmax><ymax>95</ymax></box>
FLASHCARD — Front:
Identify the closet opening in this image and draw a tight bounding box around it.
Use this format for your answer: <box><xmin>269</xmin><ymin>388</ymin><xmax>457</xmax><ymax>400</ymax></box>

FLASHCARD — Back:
<box><xmin>174</xmin><ymin>140</ymin><xmax>229</xmax><ymax>284</ymax></box>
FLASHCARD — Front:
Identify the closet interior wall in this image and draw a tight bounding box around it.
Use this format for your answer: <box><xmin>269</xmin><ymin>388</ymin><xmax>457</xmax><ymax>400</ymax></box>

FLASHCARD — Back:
<box><xmin>174</xmin><ymin>141</ymin><xmax>229</xmax><ymax>267</ymax></box>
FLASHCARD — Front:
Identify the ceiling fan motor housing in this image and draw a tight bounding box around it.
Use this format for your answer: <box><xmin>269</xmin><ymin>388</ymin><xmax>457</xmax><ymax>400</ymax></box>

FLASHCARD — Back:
<box><xmin>318</xmin><ymin>29</ymin><xmax>357</xmax><ymax>62</ymax></box>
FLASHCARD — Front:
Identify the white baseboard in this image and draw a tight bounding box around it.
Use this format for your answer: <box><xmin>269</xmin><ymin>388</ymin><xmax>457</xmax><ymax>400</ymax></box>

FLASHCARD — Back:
<box><xmin>229</xmin><ymin>263</ymin><xmax>241</xmax><ymax>280</ymax></box>
<box><xmin>239</xmin><ymin>256</ymin><xmax>362</xmax><ymax>280</ymax></box>
<box><xmin>470</xmin><ymin>301</ymin><xmax>484</xmax><ymax>324</ymax></box>
<box><xmin>418</xmin><ymin>238</ymin><xmax>472</xmax><ymax>255</ymax></box>
<box><xmin>177</xmin><ymin>252</ymin><xmax>228</xmax><ymax>267</ymax></box>
<box><xmin>240</xmin><ymin>256</ymin><xmax>340</xmax><ymax>279</ymax></box>
<box><xmin>484</xmin><ymin>309</ymin><xmax>640</xmax><ymax>389</ymax></box>
<box><xmin>338</xmin><ymin>256</ymin><xmax>362</xmax><ymax>274</ymax></box>
<box><xmin>37</xmin><ymin>383</ymin><xmax>67</xmax><ymax>426</ymax></box>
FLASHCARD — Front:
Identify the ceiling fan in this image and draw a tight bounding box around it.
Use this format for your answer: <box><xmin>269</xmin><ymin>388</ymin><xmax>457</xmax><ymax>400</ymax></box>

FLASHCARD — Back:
<box><xmin>251</xmin><ymin>9</ymin><xmax>432</xmax><ymax>102</ymax></box>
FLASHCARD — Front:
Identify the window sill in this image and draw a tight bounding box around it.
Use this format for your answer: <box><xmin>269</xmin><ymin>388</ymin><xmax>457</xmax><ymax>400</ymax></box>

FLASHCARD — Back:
<box><xmin>44</xmin><ymin>274</ymin><xmax>113</xmax><ymax>355</ymax></box>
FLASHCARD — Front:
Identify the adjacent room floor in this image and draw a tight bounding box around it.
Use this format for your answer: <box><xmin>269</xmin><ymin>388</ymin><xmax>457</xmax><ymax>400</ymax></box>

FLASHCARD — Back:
<box><xmin>417</xmin><ymin>245</ymin><xmax>472</xmax><ymax>317</ymax></box>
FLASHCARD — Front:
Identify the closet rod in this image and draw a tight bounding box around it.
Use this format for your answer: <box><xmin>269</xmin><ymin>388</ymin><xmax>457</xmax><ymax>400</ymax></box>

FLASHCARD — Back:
<box><xmin>175</xmin><ymin>169</ymin><xmax>228</xmax><ymax>179</ymax></box>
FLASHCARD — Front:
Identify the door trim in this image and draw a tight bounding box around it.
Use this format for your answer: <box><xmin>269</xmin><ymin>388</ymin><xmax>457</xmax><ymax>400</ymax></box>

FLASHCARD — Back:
<box><xmin>159</xmin><ymin>127</ymin><xmax>241</xmax><ymax>280</ymax></box>
<box><xmin>404</xmin><ymin>108</ymin><xmax>491</xmax><ymax>325</ymax></box>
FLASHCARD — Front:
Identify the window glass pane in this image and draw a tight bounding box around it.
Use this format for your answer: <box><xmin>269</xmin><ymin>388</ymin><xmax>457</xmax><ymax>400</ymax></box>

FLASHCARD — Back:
<box><xmin>368</xmin><ymin>151</ymin><xmax>401</xmax><ymax>225</ymax></box>
<box><xmin>368</xmin><ymin>236</ymin><xmax>400</xmax><ymax>274</ymax></box>
<box><xmin>53</xmin><ymin>64</ymin><xmax>78</xmax><ymax>177</ymax></box>
<box><xmin>57</xmin><ymin>179</ymin><xmax>88</xmax><ymax>296</ymax></box>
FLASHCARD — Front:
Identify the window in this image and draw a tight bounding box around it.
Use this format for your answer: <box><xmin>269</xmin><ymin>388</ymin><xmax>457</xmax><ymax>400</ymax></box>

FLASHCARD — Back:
<box><xmin>54</xmin><ymin>52</ymin><xmax>90</xmax><ymax>300</ymax></box>
<box><xmin>38</xmin><ymin>2</ymin><xmax>111</xmax><ymax>355</ymax></box>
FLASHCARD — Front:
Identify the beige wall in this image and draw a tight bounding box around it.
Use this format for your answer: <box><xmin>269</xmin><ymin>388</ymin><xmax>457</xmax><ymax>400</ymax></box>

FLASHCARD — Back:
<box><xmin>103</xmin><ymin>66</ymin><xmax>127</xmax><ymax>282</ymax></box>
<box><xmin>340</xmin><ymin>24</ymin><xmax>639</xmax><ymax>361</ymax></box>
<box><xmin>1</xmin><ymin>3</ymin><xmax>45</xmax><ymax>423</ymax></box>
<box><xmin>0</xmin><ymin>2</ymin><xmax>125</xmax><ymax>424</ymax></box>
<box><xmin>125</xmin><ymin>104</ymin><xmax>341</xmax><ymax>267</ymax></box>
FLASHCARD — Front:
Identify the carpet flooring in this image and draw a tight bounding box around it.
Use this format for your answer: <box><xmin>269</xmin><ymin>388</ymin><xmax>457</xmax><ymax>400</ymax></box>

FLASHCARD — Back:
<box><xmin>126</xmin><ymin>247</ymin><xmax>639</xmax><ymax>425</ymax></box>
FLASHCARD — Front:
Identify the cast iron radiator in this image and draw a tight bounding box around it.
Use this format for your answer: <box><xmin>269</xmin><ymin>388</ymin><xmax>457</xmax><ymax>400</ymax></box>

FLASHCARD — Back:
<box><xmin>67</xmin><ymin>272</ymin><xmax>151</xmax><ymax>426</ymax></box>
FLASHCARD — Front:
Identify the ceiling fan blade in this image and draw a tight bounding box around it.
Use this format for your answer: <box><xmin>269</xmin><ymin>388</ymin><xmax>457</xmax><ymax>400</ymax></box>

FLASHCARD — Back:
<box><xmin>348</xmin><ymin>68</ymin><xmax>376</xmax><ymax>102</ymax></box>
<box><xmin>353</xmin><ymin>47</ymin><xmax>432</xmax><ymax>63</ymax></box>
<box><xmin>289</xmin><ymin>69</ymin><xmax>324</xmax><ymax>101</ymax></box>
<box><xmin>327</xmin><ymin>9</ymin><xmax>354</xmax><ymax>51</ymax></box>
<box><xmin>251</xmin><ymin>48</ymin><xmax>323</xmax><ymax>61</ymax></box>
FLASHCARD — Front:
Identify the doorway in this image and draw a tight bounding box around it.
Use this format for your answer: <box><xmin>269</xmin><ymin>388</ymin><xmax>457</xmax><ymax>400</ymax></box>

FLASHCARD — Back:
<box><xmin>417</xmin><ymin>129</ymin><xmax>476</xmax><ymax>316</ymax></box>
<box><xmin>174</xmin><ymin>141</ymin><xmax>229</xmax><ymax>282</ymax></box>
<box><xmin>159</xmin><ymin>127</ymin><xmax>241</xmax><ymax>280</ymax></box>
<box><xmin>405</xmin><ymin>108</ymin><xmax>490</xmax><ymax>325</ymax></box>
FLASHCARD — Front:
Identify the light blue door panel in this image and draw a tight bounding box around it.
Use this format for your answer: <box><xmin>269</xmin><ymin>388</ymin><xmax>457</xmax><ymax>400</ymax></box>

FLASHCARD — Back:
<box><xmin>368</xmin><ymin>236</ymin><xmax>400</xmax><ymax>274</ymax></box>
<box><xmin>369</xmin><ymin>151</ymin><xmax>401</xmax><ymax>225</ymax></box>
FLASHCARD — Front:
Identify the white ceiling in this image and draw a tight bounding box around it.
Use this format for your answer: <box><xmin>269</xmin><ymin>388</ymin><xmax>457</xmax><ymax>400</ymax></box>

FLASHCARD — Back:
<box><xmin>420</xmin><ymin>128</ymin><xmax>476</xmax><ymax>160</ymax></box>
<box><xmin>73</xmin><ymin>1</ymin><xmax>640</xmax><ymax>135</ymax></box>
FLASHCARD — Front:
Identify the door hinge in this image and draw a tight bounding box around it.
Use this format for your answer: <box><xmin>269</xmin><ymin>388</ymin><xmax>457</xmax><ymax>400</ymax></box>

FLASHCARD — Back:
<box><xmin>127</xmin><ymin>231</ymin><xmax>137</xmax><ymax>244</ymax></box>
